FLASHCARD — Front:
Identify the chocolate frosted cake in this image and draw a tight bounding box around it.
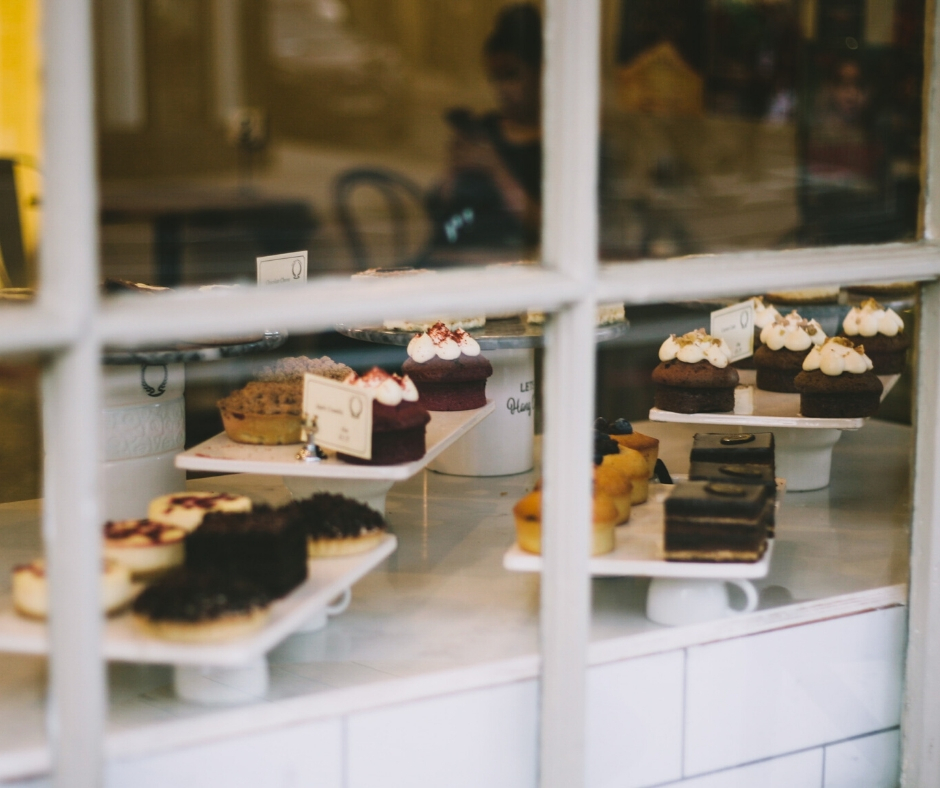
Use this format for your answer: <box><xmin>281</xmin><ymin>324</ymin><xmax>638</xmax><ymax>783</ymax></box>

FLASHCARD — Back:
<box><xmin>337</xmin><ymin>368</ymin><xmax>431</xmax><ymax>465</ymax></box>
<box><xmin>687</xmin><ymin>461</ymin><xmax>777</xmax><ymax>533</ymax></box>
<box><xmin>652</xmin><ymin>330</ymin><xmax>738</xmax><ymax>414</ymax></box>
<box><xmin>402</xmin><ymin>323</ymin><xmax>493</xmax><ymax>411</ymax></box>
<box><xmin>185</xmin><ymin>506</ymin><xmax>308</xmax><ymax>598</ymax></box>
<box><xmin>794</xmin><ymin>337</ymin><xmax>883</xmax><ymax>418</ymax></box>
<box><xmin>664</xmin><ymin>481</ymin><xmax>771</xmax><ymax>563</ymax></box>
<box><xmin>838</xmin><ymin>298</ymin><xmax>910</xmax><ymax>374</ymax></box>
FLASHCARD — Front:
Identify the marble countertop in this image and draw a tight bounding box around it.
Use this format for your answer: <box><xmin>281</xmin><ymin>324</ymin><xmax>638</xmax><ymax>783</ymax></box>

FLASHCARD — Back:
<box><xmin>0</xmin><ymin>420</ymin><xmax>911</xmax><ymax>778</ymax></box>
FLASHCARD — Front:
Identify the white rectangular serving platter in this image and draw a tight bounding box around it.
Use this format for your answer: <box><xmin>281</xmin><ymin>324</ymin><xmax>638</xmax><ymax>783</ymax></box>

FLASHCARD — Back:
<box><xmin>176</xmin><ymin>402</ymin><xmax>495</xmax><ymax>479</ymax></box>
<box><xmin>503</xmin><ymin>485</ymin><xmax>773</xmax><ymax>580</ymax></box>
<box><xmin>649</xmin><ymin>372</ymin><xmax>899</xmax><ymax>430</ymax></box>
<box><xmin>0</xmin><ymin>535</ymin><xmax>397</xmax><ymax>667</ymax></box>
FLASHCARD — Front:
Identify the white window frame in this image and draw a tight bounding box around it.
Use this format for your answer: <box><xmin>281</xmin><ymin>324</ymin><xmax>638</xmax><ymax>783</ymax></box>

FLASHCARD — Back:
<box><xmin>1</xmin><ymin>0</ymin><xmax>937</xmax><ymax>785</ymax></box>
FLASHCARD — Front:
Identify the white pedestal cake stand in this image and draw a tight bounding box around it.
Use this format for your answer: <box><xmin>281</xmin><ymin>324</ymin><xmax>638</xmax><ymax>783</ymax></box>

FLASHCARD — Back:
<box><xmin>0</xmin><ymin>535</ymin><xmax>397</xmax><ymax>705</ymax></box>
<box><xmin>503</xmin><ymin>483</ymin><xmax>774</xmax><ymax>626</ymax></box>
<box><xmin>176</xmin><ymin>402</ymin><xmax>495</xmax><ymax>513</ymax></box>
<box><xmin>648</xmin><ymin>370</ymin><xmax>900</xmax><ymax>492</ymax></box>
<box><xmin>336</xmin><ymin>318</ymin><xmax>629</xmax><ymax>476</ymax></box>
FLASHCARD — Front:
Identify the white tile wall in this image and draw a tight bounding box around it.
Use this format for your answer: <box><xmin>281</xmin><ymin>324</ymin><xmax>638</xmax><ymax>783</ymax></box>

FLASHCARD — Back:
<box><xmin>587</xmin><ymin>651</ymin><xmax>684</xmax><ymax>788</ymax></box>
<box><xmin>662</xmin><ymin>748</ymin><xmax>823</xmax><ymax>788</ymax></box>
<box><xmin>346</xmin><ymin>680</ymin><xmax>538</xmax><ymax>788</ymax></box>
<box><xmin>824</xmin><ymin>729</ymin><xmax>901</xmax><ymax>788</ymax></box>
<box><xmin>104</xmin><ymin>719</ymin><xmax>343</xmax><ymax>788</ymax></box>
<box><xmin>684</xmin><ymin>607</ymin><xmax>905</xmax><ymax>776</ymax></box>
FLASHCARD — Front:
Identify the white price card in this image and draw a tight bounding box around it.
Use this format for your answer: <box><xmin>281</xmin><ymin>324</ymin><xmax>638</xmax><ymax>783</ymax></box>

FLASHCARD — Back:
<box><xmin>710</xmin><ymin>300</ymin><xmax>755</xmax><ymax>362</ymax></box>
<box><xmin>302</xmin><ymin>374</ymin><xmax>372</xmax><ymax>460</ymax></box>
<box><xmin>257</xmin><ymin>250</ymin><xmax>307</xmax><ymax>286</ymax></box>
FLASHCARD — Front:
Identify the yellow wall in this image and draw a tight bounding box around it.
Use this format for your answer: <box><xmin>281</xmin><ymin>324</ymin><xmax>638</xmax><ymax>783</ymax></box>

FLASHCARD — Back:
<box><xmin>0</xmin><ymin>0</ymin><xmax>41</xmax><ymax>286</ymax></box>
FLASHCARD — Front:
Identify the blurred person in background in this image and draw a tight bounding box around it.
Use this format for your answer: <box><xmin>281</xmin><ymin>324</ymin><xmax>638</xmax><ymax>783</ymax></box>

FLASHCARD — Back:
<box><xmin>427</xmin><ymin>3</ymin><xmax>542</xmax><ymax>258</ymax></box>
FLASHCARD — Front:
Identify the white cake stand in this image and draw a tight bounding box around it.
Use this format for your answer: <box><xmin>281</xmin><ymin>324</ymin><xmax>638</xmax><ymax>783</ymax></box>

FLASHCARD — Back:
<box><xmin>336</xmin><ymin>318</ymin><xmax>629</xmax><ymax>476</ymax></box>
<box><xmin>504</xmin><ymin>483</ymin><xmax>776</xmax><ymax>626</ymax></box>
<box><xmin>649</xmin><ymin>370</ymin><xmax>899</xmax><ymax>491</ymax></box>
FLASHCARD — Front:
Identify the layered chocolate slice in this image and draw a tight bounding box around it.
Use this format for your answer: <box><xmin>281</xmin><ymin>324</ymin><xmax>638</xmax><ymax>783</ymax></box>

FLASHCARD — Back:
<box><xmin>687</xmin><ymin>461</ymin><xmax>777</xmax><ymax>534</ymax></box>
<box><xmin>690</xmin><ymin>432</ymin><xmax>775</xmax><ymax>475</ymax></box>
<box><xmin>664</xmin><ymin>481</ymin><xmax>771</xmax><ymax>563</ymax></box>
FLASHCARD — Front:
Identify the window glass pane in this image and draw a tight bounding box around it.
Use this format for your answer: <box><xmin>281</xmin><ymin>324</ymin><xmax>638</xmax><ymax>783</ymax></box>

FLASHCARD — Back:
<box><xmin>98</xmin><ymin>0</ymin><xmax>545</xmax><ymax>292</ymax></box>
<box><xmin>600</xmin><ymin>0</ymin><xmax>926</xmax><ymax>258</ymax></box>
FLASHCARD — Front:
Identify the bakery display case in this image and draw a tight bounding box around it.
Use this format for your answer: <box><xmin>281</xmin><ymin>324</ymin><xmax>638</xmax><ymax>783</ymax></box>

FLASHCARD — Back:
<box><xmin>0</xmin><ymin>0</ymin><xmax>939</xmax><ymax>786</ymax></box>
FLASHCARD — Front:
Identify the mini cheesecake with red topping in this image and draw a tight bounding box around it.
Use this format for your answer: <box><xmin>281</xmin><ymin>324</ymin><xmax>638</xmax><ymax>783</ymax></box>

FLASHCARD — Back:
<box><xmin>147</xmin><ymin>491</ymin><xmax>252</xmax><ymax>532</ymax></box>
<box><xmin>338</xmin><ymin>367</ymin><xmax>430</xmax><ymax>465</ymax></box>
<box><xmin>402</xmin><ymin>323</ymin><xmax>493</xmax><ymax>411</ymax></box>
<box><xmin>104</xmin><ymin>518</ymin><xmax>187</xmax><ymax>579</ymax></box>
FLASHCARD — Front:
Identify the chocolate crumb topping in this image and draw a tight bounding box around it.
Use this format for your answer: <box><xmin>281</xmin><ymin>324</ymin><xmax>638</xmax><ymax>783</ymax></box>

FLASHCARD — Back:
<box><xmin>291</xmin><ymin>494</ymin><xmax>387</xmax><ymax>540</ymax></box>
<box><xmin>133</xmin><ymin>569</ymin><xmax>270</xmax><ymax>622</ymax></box>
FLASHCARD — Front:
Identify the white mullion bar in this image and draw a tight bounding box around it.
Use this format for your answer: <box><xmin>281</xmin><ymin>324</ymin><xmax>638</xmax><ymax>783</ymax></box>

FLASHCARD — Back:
<box><xmin>41</xmin><ymin>0</ymin><xmax>105</xmax><ymax>786</ymax></box>
<box><xmin>96</xmin><ymin>267</ymin><xmax>583</xmax><ymax>345</ymax></box>
<box><xmin>902</xmin><ymin>1</ymin><xmax>940</xmax><ymax>784</ymax></box>
<box><xmin>539</xmin><ymin>0</ymin><xmax>600</xmax><ymax>785</ymax></box>
<box><xmin>0</xmin><ymin>307</ymin><xmax>77</xmax><ymax>355</ymax></box>
<box><xmin>599</xmin><ymin>241</ymin><xmax>940</xmax><ymax>305</ymax></box>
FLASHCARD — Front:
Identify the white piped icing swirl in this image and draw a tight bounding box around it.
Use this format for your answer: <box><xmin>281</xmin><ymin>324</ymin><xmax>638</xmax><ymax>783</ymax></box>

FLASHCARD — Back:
<box><xmin>759</xmin><ymin>310</ymin><xmax>827</xmax><ymax>352</ymax></box>
<box><xmin>344</xmin><ymin>368</ymin><xmax>419</xmax><ymax>406</ymax></box>
<box><xmin>407</xmin><ymin>322</ymin><xmax>482</xmax><ymax>363</ymax></box>
<box><xmin>842</xmin><ymin>298</ymin><xmax>904</xmax><ymax>338</ymax></box>
<box><xmin>750</xmin><ymin>297</ymin><xmax>782</xmax><ymax>329</ymax></box>
<box><xmin>658</xmin><ymin>329</ymin><xmax>732</xmax><ymax>368</ymax></box>
<box><xmin>802</xmin><ymin>337</ymin><xmax>873</xmax><ymax>376</ymax></box>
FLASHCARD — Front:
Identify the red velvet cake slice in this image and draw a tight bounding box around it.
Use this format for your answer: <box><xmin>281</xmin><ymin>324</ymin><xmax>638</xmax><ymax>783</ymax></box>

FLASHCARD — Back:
<box><xmin>401</xmin><ymin>323</ymin><xmax>493</xmax><ymax>411</ymax></box>
<box><xmin>337</xmin><ymin>367</ymin><xmax>431</xmax><ymax>465</ymax></box>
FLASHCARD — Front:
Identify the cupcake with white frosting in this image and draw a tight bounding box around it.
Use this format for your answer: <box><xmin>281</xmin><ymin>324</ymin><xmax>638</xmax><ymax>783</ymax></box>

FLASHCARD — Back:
<box><xmin>651</xmin><ymin>329</ymin><xmax>739</xmax><ymax>413</ymax></box>
<box><xmin>736</xmin><ymin>297</ymin><xmax>783</xmax><ymax>370</ymax></box>
<box><xmin>401</xmin><ymin>323</ymin><xmax>493</xmax><ymax>411</ymax></box>
<box><xmin>337</xmin><ymin>368</ymin><xmax>430</xmax><ymax>465</ymax></box>
<box><xmin>794</xmin><ymin>337</ymin><xmax>883</xmax><ymax>418</ymax></box>
<box><xmin>754</xmin><ymin>311</ymin><xmax>827</xmax><ymax>393</ymax></box>
<box><xmin>838</xmin><ymin>298</ymin><xmax>910</xmax><ymax>374</ymax></box>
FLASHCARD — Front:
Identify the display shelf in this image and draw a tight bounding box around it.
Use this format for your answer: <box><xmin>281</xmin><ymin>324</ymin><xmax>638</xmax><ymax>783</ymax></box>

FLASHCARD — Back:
<box><xmin>0</xmin><ymin>420</ymin><xmax>911</xmax><ymax>779</ymax></box>
<box><xmin>0</xmin><ymin>536</ymin><xmax>396</xmax><ymax>667</ymax></box>
<box><xmin>503</xmin><ymin>484</ymin><xmax>773</xmax><ymax>579</ymax></box>
<box><xmin>176</xmin><ymin>403</ymin><xmax>494</xmax><ymax>480</ymax></box>
<box><xmin>649</xmin><ymin>372</ymin><xmax>900</xmax><ymax>430</ymax></box>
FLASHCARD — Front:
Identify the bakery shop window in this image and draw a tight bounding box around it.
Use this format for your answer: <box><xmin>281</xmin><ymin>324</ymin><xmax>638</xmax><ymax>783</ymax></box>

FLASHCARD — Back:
<box><xmin>599</xmin><ymin>0</ymin><xmax>926</xmax><ymax>259</ymax></box>
<box><xmin>96</xmin><ymin>0</ymin><xmax>546</xmax><ymax>291</ymax></box>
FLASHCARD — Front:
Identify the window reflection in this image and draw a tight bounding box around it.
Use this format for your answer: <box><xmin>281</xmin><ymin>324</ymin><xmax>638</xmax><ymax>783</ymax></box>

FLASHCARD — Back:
<box><xmin>601</xmin><ymin>0</ymin><xmax>925</xmax><ymax>258</ymax></box>
<box><xmin>97</xmin><ymin>0</ymin><xmax>543</xmax><ymax>289</ymax></box>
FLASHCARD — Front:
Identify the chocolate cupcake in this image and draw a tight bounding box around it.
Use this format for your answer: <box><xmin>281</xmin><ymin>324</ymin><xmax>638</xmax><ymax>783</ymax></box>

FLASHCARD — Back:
<box><xmin>754</xmin><ymin>311</ymin><xmax>827</xmax><ymax>393</ymax></box>
<box><xmin>839</xmin><ymin>298</ymin><xmax>910</xmax><ymax>374</ymax></box>
<box><xmin>402</xmin><ymin>323</ymin><xmax>493</xmax><ymax>411</ymax></box>
<box><xmin>794</xmin><ymin>337</ymin><xmax>883</xmax><ymax>418</ymax></box>
<box><xmin>652</xmin><ymin>330</ymin><xmax>739</xmax><ymax>414</ymax></box>
<box><xmin>338</xmin><ymin>368</ymin><xmax>431</xmax><ymax>465</ymax></box>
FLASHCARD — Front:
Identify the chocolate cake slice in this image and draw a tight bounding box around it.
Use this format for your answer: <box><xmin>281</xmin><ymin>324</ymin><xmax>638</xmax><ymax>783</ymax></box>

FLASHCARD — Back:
<box><xmin>687</xmin><ymin>461</ymin><xmax>777</xmax><ymax>534</ymax></box>
<box><xmin>664</xmin><ymin>481</ymin><xmax>771</xmax><ymax>563</ymax></box>
<box><xmin>185</xmin><ymin>506</ymin><xmax>307</xmax><ymax>598</ymax></box>
<box><xmin>690</xmin><ymin>432</ymin><xmax>775</xmax><ymax>475</ymax></box>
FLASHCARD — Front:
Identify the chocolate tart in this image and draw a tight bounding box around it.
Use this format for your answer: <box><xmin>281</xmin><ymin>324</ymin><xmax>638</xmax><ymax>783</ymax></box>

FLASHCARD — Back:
<box><xmin>291</xmin><ymin>494</ymin><xmax>388</xmax><ymax>557</ymax></box>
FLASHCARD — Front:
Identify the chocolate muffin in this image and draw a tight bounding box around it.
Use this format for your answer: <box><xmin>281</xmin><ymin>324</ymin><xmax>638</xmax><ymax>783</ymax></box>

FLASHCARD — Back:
<box><xmin>653</xmin><ymin>330</ymin><xmax>738</xmax><ymax>414</ymax></box>
<box><xmin>402</xmin><ymin>324</ymin><xmax>493</xmax><ymax>411</ymax></box>
<box><xmin>337</xmin><ymin>368</ymin><xmax>431</xmax><ymax>465</ymax></box>
<box><xmin>754</xmin><ymin>312</ymin><xmax>826</xmax><ymax>393</ymax></box>
<box><xmin>838</xmin><ymin>298</ymin><xmax>910</xmax><ymax>375</ymax></box>
<box><xmin>794</xmin><ymin>337</ymin><xmax>883</xmax><ymax>418</ymax></box>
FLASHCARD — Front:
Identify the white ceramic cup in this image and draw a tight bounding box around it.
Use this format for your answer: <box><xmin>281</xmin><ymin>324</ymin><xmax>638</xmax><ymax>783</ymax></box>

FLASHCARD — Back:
<box><xmin>645</xmin><ymin>577</ymin><xmax>759</xmax><ymax>626</ymax></box>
